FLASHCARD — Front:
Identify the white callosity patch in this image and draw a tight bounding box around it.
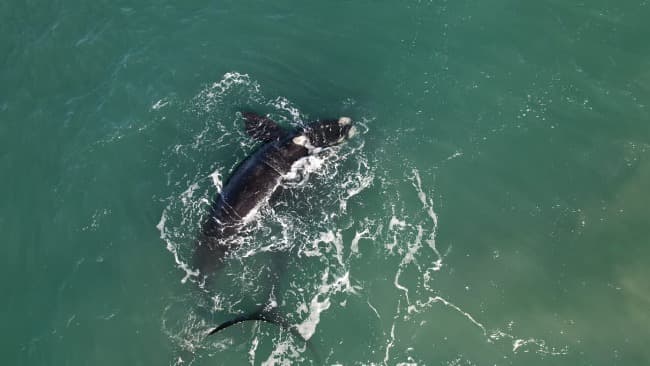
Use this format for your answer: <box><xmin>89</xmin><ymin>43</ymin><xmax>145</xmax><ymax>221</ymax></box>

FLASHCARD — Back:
<box><xmin>338</xmin><ymin>116</ymin><xmax>352</xmax><ymax>126</ymax></box>
<box><xmin>291</xmin><ymin>135</ymin><xmax>308</xmax><ymax>146</ymax></box>
<box><xmin>291</xmin><ymin>134</ymin><xmax>324</xmax><ymax>155</ymax></box>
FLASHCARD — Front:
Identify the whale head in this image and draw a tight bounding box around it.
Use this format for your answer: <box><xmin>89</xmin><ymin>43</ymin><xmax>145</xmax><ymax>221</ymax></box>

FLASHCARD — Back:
<box><xmin>299</xmin><ymin>117</ymin><xmax>355</xmax><ymax>148</ymax></box>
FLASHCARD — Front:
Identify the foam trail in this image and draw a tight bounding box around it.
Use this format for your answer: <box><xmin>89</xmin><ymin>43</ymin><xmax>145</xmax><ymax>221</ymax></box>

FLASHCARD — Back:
<box><xmin>446</xmin><ymin>151</ymin><xmax>463</xmax><ymax>161</ymax></box>
<box><xmin>414</xmin><ymin>296</ymin><xmax>487</xmax><ymax>335</ymax></box>
<box><xmin>367</xmin><ymin>300</ymin><xmax>381</xmax><ymax>320</ymax></box>
<box><xmin>350</xmin><ymin>228</ymin><xmax>370</xmax><ymax>254</ymax></box>
<box><xmin>248</xmin><ymin>336</ymin><xmax>259</xmax><ymax>365</ymax></box>
<box><xmin>393</xmin><ymin>269</ymin><xmax>410</xmax><ymax>305</ymax></box>
<box><xmin>196</xmin><ymin>72</ymin><xmax>260</xmax><ymax>112</ymax></box>
<box><xmin>339</xmin><ymin>158</ymin><xmax>374</xmax><ymax>212</ymax></box>
<box><xmin>151</xmin><ymin>98</ymin><xmax>169</xmax><ymax>110</ymax></box>
<box><xmin>296</xmin><ymin>270</ymin><xmax>354</xmax><ymax>340</ymax></box>
<box><xmin>261</xmin><ymin>338</ymin><xmax>302</xmax><ymax>366</ymax></box>
<box><xmin>180</xmin><ymin>182</ymin><xmax>199</xmax><ymax>205</ymax></box>
<box><xmin>489</xmin><ymin>330</ymin><xmax>569</xmax><ymax>356</ymax></box>
<box><xmin>389</xmin><ymin>216</ymin><xmax>406</xmax><ymax>230</ymax></box>
<box><xmin>210</xmin><ymin>169</ymin><xmax>223</xmax><ymax>191</ymax></box>
<box><xmin>309</xmin><ymin>231</ymin><xmax>344</xmax><ymax>267</ymax></box>
<box><xmin>383</xmin><ymin>323</ymin><xmax>396</xmax><ymax>365</ymax></box>
<box><xmin>268</xmin><ymin>96</ymin><xmax>301</xmax><ymax>122</ymax></box>
<box><xmin>156</xmin><ymin>210</ymin><xmax>199</xmax><ymax>283</ymax></box>
<box><xmin>411</xmin><ymin>169</ymin><xmax>443</xmax><ymax>271</ymax></box>
<box><xmin>296</xmin><ymin>294</ymin><xmax>331</xmax><ymax>341</ymax></box>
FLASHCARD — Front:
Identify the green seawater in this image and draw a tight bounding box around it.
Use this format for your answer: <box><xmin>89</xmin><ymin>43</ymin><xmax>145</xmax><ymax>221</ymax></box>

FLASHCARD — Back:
<box><xmin>2</xmin><ymin>1</ymin><xmax>650</xmax><ymax>365</ymax></box>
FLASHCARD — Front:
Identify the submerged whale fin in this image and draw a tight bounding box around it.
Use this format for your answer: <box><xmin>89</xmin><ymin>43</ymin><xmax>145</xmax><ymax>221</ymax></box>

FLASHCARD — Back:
<box><xmin>208</xmin><ymin>304</ymin><xmax>292</xmax><ymax>336</ymax></box>
<box><xmin>207</xmin><ymin>303</ymin><xmax>320</xmax><ymax>361</ymax></box>
<box><xmin>241</xmin><ymin>112</ymin><xmax>284</xmax><ymax>142</ymax></box>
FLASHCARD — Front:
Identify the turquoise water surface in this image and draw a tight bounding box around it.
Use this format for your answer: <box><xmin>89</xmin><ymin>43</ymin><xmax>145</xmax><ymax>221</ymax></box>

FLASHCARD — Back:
<box><xmin>2</xmin><ymin>1</ymin><xmax>650</xmax><ymax>365</ymax></box>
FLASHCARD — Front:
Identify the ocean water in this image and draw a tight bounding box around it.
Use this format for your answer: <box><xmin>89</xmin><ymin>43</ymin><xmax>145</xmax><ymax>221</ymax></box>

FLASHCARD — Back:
<box><xmin>2</xmin><ymin>1</ymin><xmax>649</xmax><ymax>365</ymax></box>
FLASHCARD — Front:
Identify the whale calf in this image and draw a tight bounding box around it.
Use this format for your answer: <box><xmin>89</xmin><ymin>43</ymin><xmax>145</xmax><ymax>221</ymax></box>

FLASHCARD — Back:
<box><xmin>193</xmin><ymin>111</ymin><xmax>355</xmax><ymax>339</ymax></box>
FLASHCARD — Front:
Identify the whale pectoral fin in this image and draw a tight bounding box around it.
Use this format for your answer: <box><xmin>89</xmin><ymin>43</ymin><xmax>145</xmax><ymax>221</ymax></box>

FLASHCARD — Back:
<box><xmin>242</xmin><ymin>112</ymin><xmax>284</xmax><ymax>142</ymax></box>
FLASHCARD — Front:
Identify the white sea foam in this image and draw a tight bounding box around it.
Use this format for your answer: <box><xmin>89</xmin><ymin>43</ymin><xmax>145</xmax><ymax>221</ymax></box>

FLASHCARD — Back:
<box><xmin>282</xmin><ymin>154</ymin><xmax>325</xmax><ymax>185</ymax></box>
<box><xmin>338</xmin><ymin>158</ymin><xmax>374</xmax><ymax>212</ymax></box>
<box><xmin>389</xmin><ymin>216</ymin><xmax>407</xmax><ymax>230</ymax></box>
<box><xmin>248</xmin><ymin>336</ymin><xmax>259</xmax><ymax>365</ymax></box>
<box><xmin>260</xmin><ymin>338</ymin><xmax>302</xmax><ymax>366</ymax></box>
<box><xmin>180</xmin><ymin>182</ymin><xmax>199</xmax><ymax>205</ymax></box>
<box><xmin>209</xmin><ymin>169</ymin><xmax>223</xmax><ymax>191</ymax></box>
<box><xmin>151</xmin><ymin>98</ymin><xmax>169</xmax><ymax>110</ymax></box>
<box><xmin>268</xmin><ymin>96</ymin><xmax>301</xmax><ymax>123</ymax></box>
<box><xmin>350</xmin><ymin>228</ymin><xmax>370</xmax><ymax>254</ymax></box>
<box><xmin>383</xmin><ymin>322</ymin><xmax>396</xmax><ymax>364</ymax></box>
<box><xmin>410</xmin><ymin>169</ymin><xmax>444</xmax><ymax>271</ymax></box>
<box><xmin>296</xmin><ymin>270</ymin><xmax>355</xmax><ymax>340</ymax></box>
<box><xmin>156</xmin><ymin>210</ymin><xmax>199</xmax><ymax>283</ymax></box>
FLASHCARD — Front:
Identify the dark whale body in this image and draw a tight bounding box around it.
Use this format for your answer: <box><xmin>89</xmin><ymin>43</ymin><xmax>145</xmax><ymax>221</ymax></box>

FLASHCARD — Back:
<box><xmin>192</xmin><ymin>112</ymin><xmax>354</xmax><ymax>342</ymax></box>
<box><xmin>194</xmin><ymin>112</ymin><xmax>354</xmax><ymax>276</ymax></box>
<box><xmin>193</xmin><ymin>128</ymin><xmax>304</xmax><ymax>275</ymax></box>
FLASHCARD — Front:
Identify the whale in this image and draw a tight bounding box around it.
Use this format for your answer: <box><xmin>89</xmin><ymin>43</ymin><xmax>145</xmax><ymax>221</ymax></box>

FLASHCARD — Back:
<box><xmin>192</xmin><ymin>111</ymin><xmax>355</xmax><ymax>340</ymax></box>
